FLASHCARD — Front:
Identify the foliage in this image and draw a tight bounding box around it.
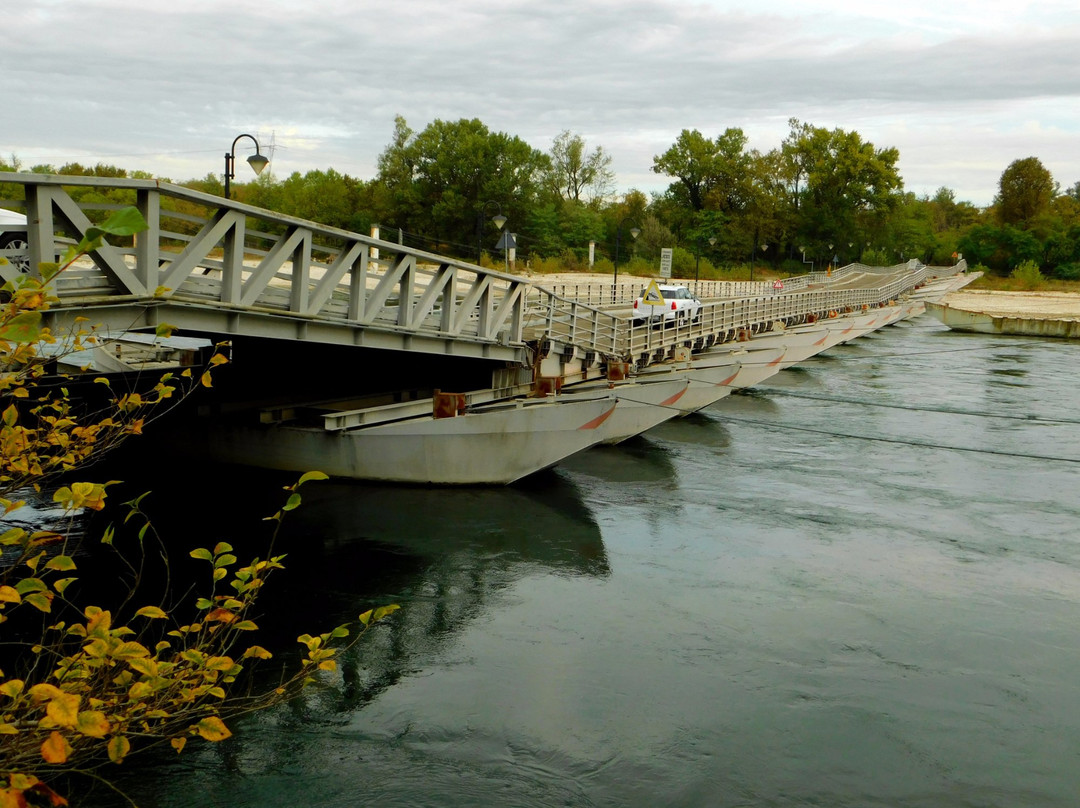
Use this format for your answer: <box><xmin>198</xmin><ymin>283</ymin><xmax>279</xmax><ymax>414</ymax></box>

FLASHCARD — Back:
<box><xmin>1051</xmin><ymin>262</ymin><xmax>1080</xmax><ymax>281</ymax></box>
<box><xmin>1009</xmin><ymin>260</ymin><xmax>1045</xmax><ymax>287</ymax></box>
<box><xmin>0</xmin><ymin>209</ymin><xmax>399</xmax><ymax>805</ymax></box>
<box><xmin>372</xmin><ymin>115</ymin><xmax>549</xmax><ymax>254</ymax></box>
<box><xmin>545</xmin><ymin>131</ymin><xmax>615</xmax><ymax>204</ymax></box>
<box><xmin>996</xmin><ymin>157</ymin><xmax>1055</xmax><ymax>225</ymax></box>
<box><xmin>14</xmin><ymin>119</ymin><xmax>1080</xmax><ymax>283</ymax></box>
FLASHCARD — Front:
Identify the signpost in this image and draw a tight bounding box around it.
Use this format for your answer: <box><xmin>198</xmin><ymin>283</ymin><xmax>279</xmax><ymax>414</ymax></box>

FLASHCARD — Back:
<box><xmin>659</xmin><ymin>248</ymin><xmax>673</xmax><ymax>279</ymax></box>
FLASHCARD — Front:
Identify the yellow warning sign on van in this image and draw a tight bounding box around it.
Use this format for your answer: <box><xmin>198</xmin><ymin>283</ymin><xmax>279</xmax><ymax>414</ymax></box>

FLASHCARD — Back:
<box><xmin>641</xmin><ymin>279</ymin><xmax>666</xmax><ymax>306</ymax></box>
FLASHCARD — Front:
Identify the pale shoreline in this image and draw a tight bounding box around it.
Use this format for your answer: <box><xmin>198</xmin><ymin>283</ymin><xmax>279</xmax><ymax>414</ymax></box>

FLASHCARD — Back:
<box><xmin>939</xmin><ymin>289</ymin><xmax>1080</xmax><ymax>320</ymax></box>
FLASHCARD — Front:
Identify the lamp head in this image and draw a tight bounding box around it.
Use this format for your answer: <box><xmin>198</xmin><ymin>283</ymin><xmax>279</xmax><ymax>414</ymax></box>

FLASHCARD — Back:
<box><xmin>247</xmin><ymin>153</ymin><xmax>270</xmax><ymax>176</ymax></box>
<box><xmin>629</xmin><ymin>227</ymin><xmax>641</xmax><ymax>240</ymax></box>
<box><xmin>492</xmin><ymin>214</ymin><xmax>507</xmax><ymax>230</ymax></box>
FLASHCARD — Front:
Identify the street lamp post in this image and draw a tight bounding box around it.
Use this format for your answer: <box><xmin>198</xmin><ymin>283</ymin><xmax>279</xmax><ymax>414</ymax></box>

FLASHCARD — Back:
<box><xmin>224</xmin><ymin>133</ymin><xmax>270</xmax><ymax>200</ymax></box>
<box><xmin>613</xmin><ymin>218</ymin><xmax>640</xmax><ymax>302</ymax></box>
<box><xmin>476</xmin><ymin>201</ymin><xmax>504</xmax><ymax>264</ymax></box>
<box><xmin>695</xmin><ymin>235</ymin><xmax>717</xmax><ymax>283</ymax></box>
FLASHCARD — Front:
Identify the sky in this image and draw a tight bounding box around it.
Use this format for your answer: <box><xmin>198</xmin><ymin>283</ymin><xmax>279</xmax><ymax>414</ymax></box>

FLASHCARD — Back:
<box><xmin>5</xmin><ymin>0</ymin><xmax>1080</xmax><ymax>207</ymax></box>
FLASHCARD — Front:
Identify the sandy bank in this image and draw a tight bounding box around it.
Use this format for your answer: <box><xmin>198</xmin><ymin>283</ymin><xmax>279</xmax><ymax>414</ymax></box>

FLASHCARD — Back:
<box><xmin>939</xmin><ymin>290</ymin><xmax>1080</xmax><ymax>320</ymax></box>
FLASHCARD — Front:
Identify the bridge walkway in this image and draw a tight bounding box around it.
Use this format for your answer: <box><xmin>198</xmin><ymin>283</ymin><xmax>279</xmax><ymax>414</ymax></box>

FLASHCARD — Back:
<box><xmin>0</xmin><ymin>174</ymin><xmax>963</xmax><ymax>375</ymax></box>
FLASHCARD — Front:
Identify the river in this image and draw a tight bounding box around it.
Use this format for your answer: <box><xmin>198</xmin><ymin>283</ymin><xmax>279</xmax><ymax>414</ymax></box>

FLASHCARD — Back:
<box><xmin>94</xmin><ymin>317</ymin><xmax>1080</xmax><ymax>807</ymax></box>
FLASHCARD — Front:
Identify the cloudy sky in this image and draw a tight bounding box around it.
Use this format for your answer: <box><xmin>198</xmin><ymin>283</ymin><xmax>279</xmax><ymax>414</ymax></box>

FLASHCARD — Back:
<box><xmin>6</xmin><ymin>0</ymin><xmax>1080</xmax><ymax>206</ymax></box>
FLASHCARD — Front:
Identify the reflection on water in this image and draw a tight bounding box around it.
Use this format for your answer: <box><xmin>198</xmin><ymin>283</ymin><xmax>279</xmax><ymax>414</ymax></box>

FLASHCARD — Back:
<box><xmin>92</xmin><ymin>322</ymin><xmax>1080</xmax><ymax>808</ymax></box>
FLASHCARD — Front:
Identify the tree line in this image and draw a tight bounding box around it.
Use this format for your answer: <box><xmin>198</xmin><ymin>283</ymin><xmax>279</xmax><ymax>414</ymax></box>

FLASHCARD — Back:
<box><xmin>3</xmin><ymin>120</ymin><xmax>1079</xmax><ymax>280</ymax></box>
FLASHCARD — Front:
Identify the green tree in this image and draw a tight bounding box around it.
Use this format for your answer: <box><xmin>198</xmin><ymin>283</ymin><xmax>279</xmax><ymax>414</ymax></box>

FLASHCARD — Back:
<box><xmin>651</xmin><ymin>128</ymin><xmax>752</xmax><ymax>213</ymax></box>
<box><xmin>373</xmin><ymin>116</ymin><xmax>548</xmax><ymax>257</ymax></box>
<box><xmin>995</xmin><ymin>157</ymin><xmax>1055</xmax><ymax>226</ymax></box>
<box><xmin>545</xmin><ymin>131</ymin><xmax>615</xmax><ymax>204</ymax></box>
<box><xmin>778</xmin><ymin>119</ymin><xmax>903</xmax><ymax>262</ymax></box>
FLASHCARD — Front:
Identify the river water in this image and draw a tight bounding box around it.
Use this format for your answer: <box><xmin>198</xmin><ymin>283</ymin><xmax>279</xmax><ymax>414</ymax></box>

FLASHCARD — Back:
<box><xmin>100</xmin><ymin>317</ymin><xmax>1080</xmax><ymax>807</ymax></box>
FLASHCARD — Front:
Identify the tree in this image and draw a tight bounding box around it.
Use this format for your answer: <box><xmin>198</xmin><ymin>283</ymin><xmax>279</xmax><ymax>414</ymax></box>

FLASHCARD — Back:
<box><xmin>545</xmin><ymin>131</ymin><xmax>615</xmax><ymax>204</ymax></box>
<box><xmin>996</xmin><ymin>157</ymin><xmax>1056</xmax><ymax>226</ymax></box>
<box><xmin>373</xmin><ymin>116</ymin><xmax>548</xmax><ymax>257</ymax></box>
<box><xmin>777</xmin><ymin>119</ymin><xmax>903</xmax><ymax>261</ymax></box>
<box><xmin>651</xmin><ymin>128</ymin><xmax>752</xmax><ymax>214</ymax></box>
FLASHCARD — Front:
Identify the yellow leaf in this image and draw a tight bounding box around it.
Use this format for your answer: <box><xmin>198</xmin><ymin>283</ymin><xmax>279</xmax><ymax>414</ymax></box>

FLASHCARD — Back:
<box><xmin>127</xmin><ymin>658</ymin><xmax>157</xmax><ymax>677</ymax></box>
<box><xmin>241</xmin><ymin>646</ymin><xmax>272</xmax><ymax>660</ymax></box>
<box><xmin>0</xmin><ymin>586</ymin><xmax>19</xmax><ymax>604</ymax></box>
<box><xmin>44</xmin><ymin>555</ymin><xmax>77</xmax><ymax>572</ymax></box>
<box><xmin>135</xmin><ymin>605</ymin><xmax>167</xmax><ymax>620</ymax></box>
<box><xmin>170</xmin><ymin>736</ymin><xmax>187</xmax><ymax>754</ymax></box>
<box><xmin>204</xmin><ymin>609</ymin><xmax>235</xmax><ymax>624</ymax></box>
<box><xmin>0</xmin><ymin>722</ymin><xmax>18</xmax><ymax>735</ymax></box>
<box><xmin>41</xmin><ymin>731</ymin><xmax>72</xmax><ymax>764</ymax></box>
<box><xmin>318</xmin><ymin>660</ymin><xmax>337</xmax><ymax>672</ymax></box>
<box><xmin>200</xmin><ymin>371</ymin><xmax>213</xmax><ymax>388</ymax></box>
<box><xmin>107</xmin><ymin>734</ymin><xmax>131</xmax><ymax>764</ymax></box>
<box><xmin>128</xmin><ymin>681</ymin><xmax>153</xmax><ymax>701</ymax></box>
<box><xmin>24</xmin><ymin>592</ymin><xmax>53</xmax><ymax>613</ymax></box>
<box><xmin>0</xmin><ymin>679</ymin><xmax>24</xmax><ymax>698</ymax></box>
<box><xmin>28</xmin><ymin>683</ymin><xmax>63</xmax><ymax>703</ymax></box>
<box><xmin>76</xmin><ymin>710</ymin><xmax>110</xmax><ymax>738</ymax></box>
<box><xmin>195</xmin><ymin>716</ymin><xmax>231</xmax><ymax>742</ymax></box>
<box><xmin>205</xmin><ymin>656</ymin><xmax>235</xmax><ymax>672</ymax></box>
<box><xmin>45</xmin><ymin>692</ymin><xmax>80</xmax><ymax>728</ymax></box>
<box><xmin>111</xmin><ymin>641</ymin><xmax>150</xmax><ymax>660</ymax></box>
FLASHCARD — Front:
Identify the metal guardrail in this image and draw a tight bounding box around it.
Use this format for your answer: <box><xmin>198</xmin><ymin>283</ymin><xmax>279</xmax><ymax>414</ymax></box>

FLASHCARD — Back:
<box><xmin>0</xmin><ymin>174</ymin><xmax>964</xmax><ymax>370</ymax></box>
<box><xmin>2</xmin><ymin>174</ymin><xmax>539</xmax><ymax>360</ymax></box>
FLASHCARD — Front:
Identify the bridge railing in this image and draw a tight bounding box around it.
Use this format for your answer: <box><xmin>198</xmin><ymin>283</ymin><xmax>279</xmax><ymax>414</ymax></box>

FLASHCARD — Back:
<box><xmin>2</xmin><ymin>174</ymin><xmax>533</xmax><ymax>349</ymax></box>
<box><xmin>0</xmin><ymin>174</ymin><xmax>946</xmax><ymax>370</ymax></box>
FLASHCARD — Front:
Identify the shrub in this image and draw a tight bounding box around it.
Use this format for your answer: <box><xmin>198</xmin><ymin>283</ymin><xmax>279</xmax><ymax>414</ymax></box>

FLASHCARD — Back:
<box><xmin>1009</xmin><ymin>260</ymin><xmax>1045</xmax><ymax>288</ymax></box>
<box><xmin>1049</xmin><ymin>262</ymin><xmax>1080</xmax><ymax>281</ymax></box>
<box><xmin>0</xmin><ymin>208</ymin><xmax>397</xmax><ymax>805</ymax></box>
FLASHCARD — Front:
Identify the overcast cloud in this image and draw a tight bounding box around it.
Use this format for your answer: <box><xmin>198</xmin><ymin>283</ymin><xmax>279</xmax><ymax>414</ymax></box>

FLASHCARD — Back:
<box><xmin>5</xmin><ymin>0</ymin><xmax>1080</xmax><ymax>205</ymax></box>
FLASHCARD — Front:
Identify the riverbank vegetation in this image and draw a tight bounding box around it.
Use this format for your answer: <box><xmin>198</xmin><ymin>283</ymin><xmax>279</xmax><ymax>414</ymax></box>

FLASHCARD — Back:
<box><xmin>3</xmin><ymin>118</ymin><xmax>1079</xmax><ymax>290</ymax></box>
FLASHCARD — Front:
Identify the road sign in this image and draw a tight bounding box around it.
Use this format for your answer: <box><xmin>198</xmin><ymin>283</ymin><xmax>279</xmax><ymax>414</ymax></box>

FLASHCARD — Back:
<box><xmin>773</xmin><ymin>280</ymin><xmax>784</xmax><ymax>291</ymax></box>
<box><xmin>496</xmin><ymin>231</ymin><xmax>517</xmax><ymax>250</ymax></box>
<box><xmin>659</xmin><ymin>248</ymin><xmax>673</xmax><ymax>279</ymax></box>
<box><xmin>641</xmin><ymin>279</ymin><xmax>666</xmax><ymax>306</ymax></box>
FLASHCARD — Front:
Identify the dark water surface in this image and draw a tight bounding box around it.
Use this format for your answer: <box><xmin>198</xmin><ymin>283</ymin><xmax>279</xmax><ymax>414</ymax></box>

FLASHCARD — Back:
<box><xmin>105</xmin><ymin>319</ymin><xmax>1080</xmax><ymax>807</ymax></box>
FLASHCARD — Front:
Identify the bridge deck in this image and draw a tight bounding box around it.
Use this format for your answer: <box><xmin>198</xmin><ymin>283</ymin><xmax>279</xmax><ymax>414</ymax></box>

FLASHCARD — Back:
<box><xmin>1</xmin><ymin>174</ymin><xmax>963</xmax><ymax>375</ymax></box>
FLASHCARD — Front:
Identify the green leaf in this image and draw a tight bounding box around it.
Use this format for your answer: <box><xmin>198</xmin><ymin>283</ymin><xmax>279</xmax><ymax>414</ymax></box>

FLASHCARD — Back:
<box><xmin>155</xmin><ymin>322</ymin><xmax>177</xmax><ymax>337</ymax></box>
<box><xmin>189</xmin><ymin>548</ymin><xmax>213</xmax><ymax>561</ymax></box>
<box><xmin>24</xmin><ymin>592</ymin><xmax>53</xmax><ymax>613</ymax></box>
<box><xmin>97</xmin><ymin>206</ymin><xmax>148</xmax><ymax>237</ymax></box>
<box><xmin>135</xmin><ymin>605</ymin><xmax>168</xmax><ymax>619</ymax></box>
<box><xmin>44</xmin><ymin>554</ymin><xmax>77</xmax><ymax>572</ymax></box>
<box><xmin>39</xmin><ymin>262</ymin><xmax>62</xmax><ymax>281</ymax></box>
<box><xmin>0</xmin><ymin>311</ymin><xmax>42</xmax><ymax>343</ymax></box>
<box><xmin>298</xmin><ymin>471</ymin><xmax>329</xmax><ymax>485</ymax></box>
<box><xmin>282</xmin><ymin>493</ymin><xmax>302</xmax><ymax>512</ymax></box>
<box><xmin>15</xmin><ymin>577</ymin><xmax>47</xmax><ymax>595</ymax></box>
